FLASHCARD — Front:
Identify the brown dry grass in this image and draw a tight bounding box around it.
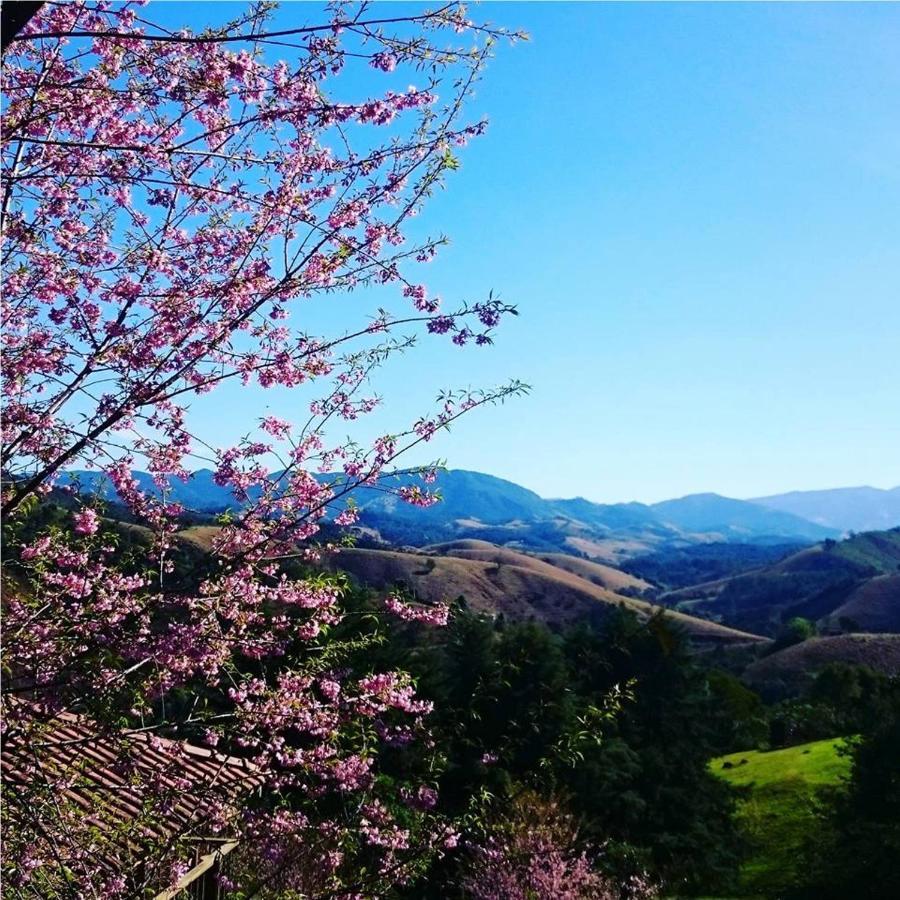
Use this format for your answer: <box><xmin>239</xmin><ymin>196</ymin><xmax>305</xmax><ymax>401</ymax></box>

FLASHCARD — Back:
<box><xmin>177</xmin><ymin>525</ymin><xmax>222</xmax><ymax>551</ymax></box>
<box><xmin>173</xmin><ymin>529</ymin><xmax>763</xmax><ymax>643</ymax></box>
<box><xmin>535</xmin><ymin>553</ymin><xmax>652</xmax><ymax>593</ymax></box>
<box><xmin>429</xmin><ymin>542</ymin><xmax>652</xmax><ymax>594</ymax></box>
<box><xmin>327</xmin><ymin>545</ymin><xmax>764</xmax><ymax>644</ymax></box>
<box><xmin>827</xmin><ymin>574</ymin><xmax>900</xmax><ymax>632</ymax></box>
<box><xmin>563</xmin><ymin>536</ymin><xmax>653</xmax><ymax>564</ymax></box>
<box><xmin>744</xmin><ymin>633</ymin><xmax>900</xmax><ymax>688</ymax></box>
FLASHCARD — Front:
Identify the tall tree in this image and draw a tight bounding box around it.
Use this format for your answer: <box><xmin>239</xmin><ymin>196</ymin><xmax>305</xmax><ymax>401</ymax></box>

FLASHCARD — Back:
<box><xmin>798</xmin><ymin>686</ymin><xmax>900</xmax><ymax>900</ymax></box>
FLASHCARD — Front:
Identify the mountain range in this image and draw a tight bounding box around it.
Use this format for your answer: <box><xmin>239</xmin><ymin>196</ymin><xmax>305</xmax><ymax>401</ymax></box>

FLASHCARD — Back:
<box><xmin>59</xmin><ymin>469</ymin><xmax>900</xmax><ymax>561</ymax></box>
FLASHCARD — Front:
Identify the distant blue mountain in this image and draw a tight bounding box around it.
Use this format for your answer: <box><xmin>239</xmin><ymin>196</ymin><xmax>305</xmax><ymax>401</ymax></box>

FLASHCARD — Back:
<box><xmin>751</xmin><ymin>486</ymin><xmax>900</xmax><ymax>534</ymax></box>
<box><xmin>57</xmin><ymin>467</ymin><xmax>841</xmax><ymax>546</ymax></box>
<box><xmin>58</xmin><ymin>468</ymin><xmax>230</xmax><ymax>511</ymax></box>
<box><xmin>651</xmin><ymin>492</ymin><xmax>839</xmax><ymax>542</ymax></box>
<box><xmin>550</xmin><ymin>497</ymin><xmax>664</xmax><ymax>533</ymax></box>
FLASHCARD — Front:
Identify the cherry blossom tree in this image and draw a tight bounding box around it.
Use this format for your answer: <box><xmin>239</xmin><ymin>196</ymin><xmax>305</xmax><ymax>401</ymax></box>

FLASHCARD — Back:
<box><xmin>0</xmin><ymin>1</ymin><xmax>526</xmax><ymax>895</ymax></box>
<box><xmin>463</xmin><ymin>792</ymin><xmax>657</xmax><ymax>900</ymax></box>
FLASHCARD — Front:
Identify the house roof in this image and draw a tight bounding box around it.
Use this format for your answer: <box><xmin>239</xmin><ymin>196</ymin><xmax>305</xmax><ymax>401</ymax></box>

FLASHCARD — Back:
<box><xmin>2</xmin><ymin>706</ymin><xmax>262</xmax><ymax>889</ymax></box>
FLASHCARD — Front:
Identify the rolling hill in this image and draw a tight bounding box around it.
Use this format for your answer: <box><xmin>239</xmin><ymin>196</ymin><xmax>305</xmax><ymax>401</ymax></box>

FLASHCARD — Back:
<box><xmin>822</xmin><ymin>575</ymin><xmax>900</xmax><ymax>634</ymax></box>
<box><xmin>665</xmin><ymin>529</ymin><xmax>900</xmax><ymax>636</ymax></box>
<box><xmin>424</xmin><ymin>539</ymin><xmax>653</xmax><ymax>594</ymax></box>
<box><xmin>321</xmin><ymin>541</ymin><xmax>765</xmax><ymax>645</ymax></box>
<box><xmin>743</xmin><ymin>634</ymin><xmax>900</xmax><ymax>692</ymax></box>
<box><xmin>533</xmin><ymin>551</ymin><xmax>653</xmax><ymax>594</ymax></box>
<box><xmin>171</xmin><ymin>526</ymin><xmax>762</xmax><ymax>644</ymax></box>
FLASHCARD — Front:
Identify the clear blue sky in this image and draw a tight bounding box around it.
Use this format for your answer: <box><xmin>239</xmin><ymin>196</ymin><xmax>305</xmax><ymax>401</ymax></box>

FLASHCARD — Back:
<box><xmin>175</xmin><ymin>2</ymin><xmax>900</xmax><ymax>503</ymax></box>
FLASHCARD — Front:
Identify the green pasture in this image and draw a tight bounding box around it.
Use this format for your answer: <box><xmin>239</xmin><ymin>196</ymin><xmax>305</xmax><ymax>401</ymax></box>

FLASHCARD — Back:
<box><xmin>710</xmin><ymin>738</ymin><xmax>851</xmax><ymax>897</ymax></box>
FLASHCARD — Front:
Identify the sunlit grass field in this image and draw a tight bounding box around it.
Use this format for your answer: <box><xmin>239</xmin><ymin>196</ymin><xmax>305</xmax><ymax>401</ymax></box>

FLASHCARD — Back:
<box><xmin>710</xmin><ymin>738</ymin><xmax>852</xmax><ymax>897</ymax></box>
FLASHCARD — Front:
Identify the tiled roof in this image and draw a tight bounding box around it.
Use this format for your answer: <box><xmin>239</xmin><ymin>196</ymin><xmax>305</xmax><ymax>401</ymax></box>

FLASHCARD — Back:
<box><xmin>2</xmin><ymin>707</ymin><xmax>261</xmax><ymax>888</ymax></box>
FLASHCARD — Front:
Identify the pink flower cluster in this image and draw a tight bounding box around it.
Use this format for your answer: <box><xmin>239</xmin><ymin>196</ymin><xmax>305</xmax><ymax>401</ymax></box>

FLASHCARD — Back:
<box><xmin>464</xmin><ymin>794</ymin><xmax>658</xmax><ymax>900</ymax></box>
<box><xmin>384</xmin><ymin>594</ymin><xmax>450</xmax><ymax>626</ymax></box>
<box><xmin>72</xmin><ymin>508</ymin><xmax>100</xmax><ymax>535</ymax></box>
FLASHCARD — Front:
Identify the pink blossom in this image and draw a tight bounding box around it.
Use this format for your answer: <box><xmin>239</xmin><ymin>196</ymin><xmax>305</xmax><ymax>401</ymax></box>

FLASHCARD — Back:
<box><xmin>370</xmin><ymin>51</ymin><xmax>398</xmax><ymax>72</ymax></box>
<box><xmin>384</xmin><ymin>594</ymin><xmax>450</xmax><ymax>626</ymax></box>
<box><xmin>398</xmin><ymin>485</ymin><xmax>440</xmax><ymax>507</ymax></box>
<box><xmin>72</xmin><ymin>508</ymin><xmax>100</xmax><ymax>535</ymax></box>
<box><xmin>334</xmin><ymin>506</ymin><xmax>360</xmax><ymax>526</ymax></box>
<box><xmin>260</xmin><ymin>416</ymin><xmax>292</xmax><ymax>438</ymax></box>
<box><xmin>20</xmin><ymin>536</ymin><xmax>52</xmax><ymax>560</ymax></box>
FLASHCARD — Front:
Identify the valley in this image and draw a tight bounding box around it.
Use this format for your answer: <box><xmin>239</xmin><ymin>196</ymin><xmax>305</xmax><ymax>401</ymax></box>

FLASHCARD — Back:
<box><xmin>663</xmin><ymin>529</ymin><xmax>900</xmax><ymax>637</ymax></box>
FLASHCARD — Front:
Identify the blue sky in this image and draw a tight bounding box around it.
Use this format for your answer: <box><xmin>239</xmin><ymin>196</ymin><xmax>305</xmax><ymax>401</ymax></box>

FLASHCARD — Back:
<box><xmin>175</xmin><ymin>2</ymin><xmax>900</xmax><ymax>503</ymax></box>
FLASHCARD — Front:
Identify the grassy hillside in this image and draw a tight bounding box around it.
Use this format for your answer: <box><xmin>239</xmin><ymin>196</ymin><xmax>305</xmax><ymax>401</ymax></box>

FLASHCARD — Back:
<box><xmin>714</xmin><ymin>738</ymin><xmax>850</xmax><ymax>789</ymax></box>
<box><xmin>173</xmin><ymin>527</ymin><xmax>762</xmax><ymax>643</ymax></box>
<box><xmin>177</xmin><ymin>524</ymin><xmax>222</xmax><ymax>551</ymax></box>
<box><xmin>562</xmin><ymin>534</ymin><xmax>659</xmax><ymax>564</ymax></box>
<box><xmin>743</xmin><ymin>634</ymin><xmax>900</xmax><ymax>693</ymax></box>
<box><xmin>669</xmin><ymin>529</ymin><xmax>900</xmax><ymax>636</ymax></box>
<box><xmin>827</xmin><ymin>575</ymin><xmax>900</xmax><ymax>632</ymax></box>
<box><xmin>712</xmin><ymin>739</ymin><xmax>851</xmax><ymax>897</ymax></box>
<box><xmin>535</xmin><ymin>551</ymin><xmax>653</xmax><ymax>594</ymax></box>
<box><xmin>326</xmin><ymin>544</ymin><xmax>765</xmax><ymax>644</ymax></box>
<box><xmin>428</xmin><ymin>540</ymin><xmax>653</xmax><ymax>594</ymax></box>
<box><xmin>174</xmin><ymin>526</ymin><xmax>759</xmax><ymax>643</ymax></box>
